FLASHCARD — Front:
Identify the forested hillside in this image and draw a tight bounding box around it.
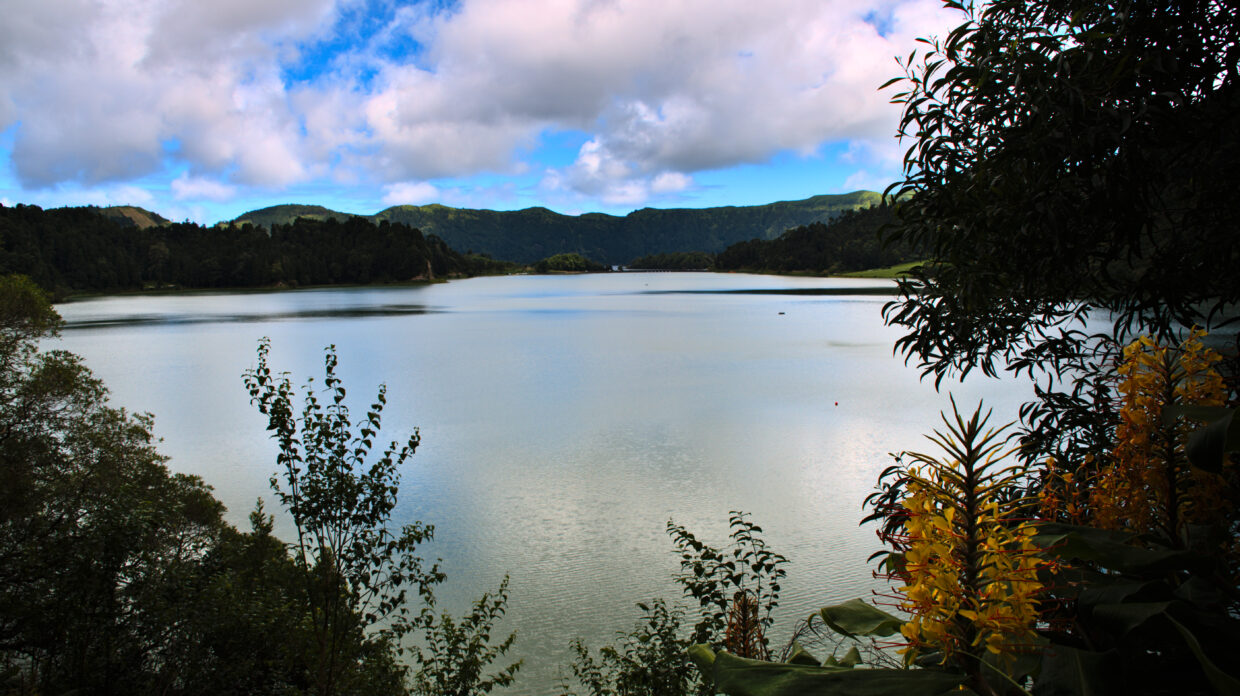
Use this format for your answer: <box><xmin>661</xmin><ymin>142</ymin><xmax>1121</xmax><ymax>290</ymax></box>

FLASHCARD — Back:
<box><xmin>713</xmin><ymin>203</ymin><xmax>913</xmax><ymax>274</ymax></box>
<box><xmin>235</xmin><ymin>191</ymin><xmax>882</xmax><ymax>265</ymax></box>
<box><xmin>0</xmin><ymin>204</ymin><xmax>505</xmax><ymax>296</ymax></box>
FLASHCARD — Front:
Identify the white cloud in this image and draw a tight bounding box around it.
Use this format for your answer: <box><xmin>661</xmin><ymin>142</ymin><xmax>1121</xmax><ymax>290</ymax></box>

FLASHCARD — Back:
<box><xmin>172</xmin><ymin>174</ymin><xmax>237</xmax><ymax>201</ymax></box>
<box><xmin>382</xmin><ymin>180</ymin><xmax>438</xmax><ymax>205</ymax></box>
<box><xmin>1</xmin><ymin>0</ymin><xmax>962</xmax><ymax>209</ymax></box>
<box><xmin>367</xmin><ymin>0</ymin><xmax>960</xmax><ymax>201</ymax></box>
<box><xmin>540</xmin><ymin>140</ymin><xmax>694</xmax><ymax>206</ymax></box>
<box><xmin>650</xmin><ymin>171</ymin><xmax>691</xmax><ymax>194</ymax></box>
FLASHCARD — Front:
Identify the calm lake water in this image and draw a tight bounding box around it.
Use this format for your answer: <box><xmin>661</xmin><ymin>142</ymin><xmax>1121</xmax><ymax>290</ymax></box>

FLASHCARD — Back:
<box><xmin>54</xmin><ymin>272</ymin><xmax>1030</xmax><ymax>693</ymax></box>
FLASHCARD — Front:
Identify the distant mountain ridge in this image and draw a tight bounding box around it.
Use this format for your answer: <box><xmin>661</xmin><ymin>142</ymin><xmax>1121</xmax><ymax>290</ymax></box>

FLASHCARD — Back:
<box><xmin>231</xmin><ymin>191</ymin><xmax>883</xmax><ymax>265</ymax></box>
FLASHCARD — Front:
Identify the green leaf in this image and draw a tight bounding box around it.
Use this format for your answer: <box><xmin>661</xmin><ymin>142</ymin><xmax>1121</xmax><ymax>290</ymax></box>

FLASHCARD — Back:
<box><xmin>785</xmin><ymin>642</ymin><xmax>822</xmax><ymax>666</ymax></box>
<box><xmin>836</xmin><ymin>646</ymin><xmax>863</xmax><ymax>669</ymax></box>
<box><xmin>818</xmin><ymin>599</ymin><xmax>905</xmax><ymax>638</ymax></box>
<box><xmin>1035</xmin><ymin>645</ymin><xmax>1117</xmax><ymax>696</ymax></box>
<box><xmin>689</xmin><ymin>643</ymin><xmax>717</xmax><ymax>678</ymax></box>
<box><xmin>1166</xmin><ymin>615</ymin><xmax>1240</xmax><ymax>696</ymax></box>
<box><xmin>1091</xmin><ymin>602</ymin><xmax>1172</xmax><ymax>634</ymax></box>
<box><xmin>709</xmin><ymin>652</ymin><xmax>964</xmax><ymax>696</ymax></box>
<box><xmin>1183</xmin><ymin>408</ymin><xmax>1240</xmax><ymax>474</ymax></box>
<box><xmin>1077</xmin><ymin>581</ymin><xmax>1162</xmax><ymax>610</ymax></box>
<box><xmin>1034</xmin><ymin>523</ymin><xmax>1192</xmax><ymax>574</ymax></box>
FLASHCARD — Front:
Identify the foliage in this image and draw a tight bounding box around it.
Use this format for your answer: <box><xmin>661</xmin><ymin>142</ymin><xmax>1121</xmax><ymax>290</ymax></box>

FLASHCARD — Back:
<box><xmin>0</xmin><ymin>275</ymin><xmax>352</xmax><ymax>694</ymax></box>
<box><xmin>882</xmin><ymin>0</ymin><xmax>1240</xmax><ymax>387</ymax></box>
<box><xmin>627</xmin><ymin>251</ymin><xmax>716</xmax><ymax>271</ymax></box>
<box><xmin>533</xmin><ymin>253</ymin><xmax>609</xmax><ymax>273</ymax></box>
<box><xmin>881</xmin><ymin>405</ymin><xmax>1046</xmax><ymax>690</ymax></box>
<box><xmin>1091</xmin><ymin>332</ymin><xmax>1230</xmax><ymax>538</ymax></box>
<box><xmin>559</xmin><ymin>600</ymin><xmax>698</xmax><ymax>696</ymax></box>
<box><xmin>0</xmin><ymin>204</ymin><xmax>495</xmax><ymax>296</ymax></box>
<box><xmin>561</xmin><ymin>514</ymin><xmax>787</xmax><ymax>696</ymax></box>
<box><xmin>668</xmin><ymin>512</ymin><xmax>789</xmax><ymax>659</ymax></box>
<box><xmin>1031</xmin><ymin>522</ymin><xmax>1240</xmax><ymax>696</ymax></box>
<box><xmin>714</xmin><ymin>204</ymin><xmax>913</xmax><ymax>276</ymax></box>
<box><xmin>243</xmin><ymin>339</ymin><xmax>446</xmax><ymax>695</ymax></box>
<box><xmin>700</xmin><ymin>397</ymin><xmax>1240</xmax><ymax>696</ymax></box>
<box><xmin>0</xmin><ymin>273</ymin><xmax>517</xmax><ymax>694</ymax></box>
<box><xmin>879</xmin><ymin>0</ymin><xmax>1240</xmax><ymax>506</ymax></box>
<box><xmin>411</xmin><ymin>576</ymin><xmax>522</xmax><ymax>696</ymax></box>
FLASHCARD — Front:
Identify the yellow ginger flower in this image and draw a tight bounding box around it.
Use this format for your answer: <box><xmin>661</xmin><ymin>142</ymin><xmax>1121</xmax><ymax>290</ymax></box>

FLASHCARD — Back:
<box><xmin>1091</xmin><ymin>329</ymin><xmax>1227</xmax><ymax>538</ymax></box>
<box><xmin>892</xmin><ymin>405</ymin><xmax>1049</xmax><ymax>675</ymax></box>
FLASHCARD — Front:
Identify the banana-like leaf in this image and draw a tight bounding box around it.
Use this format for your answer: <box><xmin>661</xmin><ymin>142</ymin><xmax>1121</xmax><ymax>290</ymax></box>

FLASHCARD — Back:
<box><xmin>827</xmin><ymin>646</ymin><xmax>863</xmax><ymax>669</ymax></box>
<box><xmin>1167</xmin><ymin>615</ymin><xmax>1240</xmax><ymax>696</ymax></box>
<box><xmin>1034</xmin><ymin>645</ymin><xmax>1117</xmax><ymax>696</ymax></box>
<box><xmin>703</xmin><ymin>650</ymin><xmax>965</xmax><ymax>696</ymax></box>
<box><xmin>1077</xmin><ymin>580</ymin><xmax>1162</xmax><ymax>610</ymax></box>
<box><xmin>1033</xmin><ymin>524</ymin><xmax>1192</xmax><ymax>574</ymax></box>
<box><xmin>1091</xmin><ymin>601</ymin><xmax>1172</xmax><ymax>634</ymax></box>
<box><xmin>785</xmin><ymin>642</ymin><xmax>822</xmax><ymax>666</ymax></box>
<box><xmin>1181</xmin><ymin>407</ymin><xmax>1239</xmax><ymax>474</ymax></box>
<box><xmin>819</xmin><ymin>599</ymin><xmax>904</xmax><ymax>638</ymax></box>
<box><xmin>689</xmin><ymin>643</ymin><xmax>717</xmax><ymax>678</ymax></box>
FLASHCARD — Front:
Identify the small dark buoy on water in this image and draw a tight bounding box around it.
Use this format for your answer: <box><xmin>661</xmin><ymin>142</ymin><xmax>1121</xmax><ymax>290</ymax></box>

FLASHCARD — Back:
<box><xmin>834</xmin><ymin>401</ymin><xmax>839</xmax><ymax>406</ymax></box>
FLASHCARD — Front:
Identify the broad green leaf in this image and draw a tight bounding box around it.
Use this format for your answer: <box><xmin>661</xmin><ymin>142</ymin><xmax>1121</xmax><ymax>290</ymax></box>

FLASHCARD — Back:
<box><xmin>1183</xmin><ymin>408</ymin><xmax>1240</xmax><ymax>474</ymax></box>
<box><xmin>785</xmin><ymin>642</ymin><xmax>822</xmax><ymax>666</ymax></box>
<box><xmin>1077</xmin><ymin>580</ymin><xmax>1162</xmax><ymax>610</ymax></box>
<box><xmin>1034</xmin><ymin>524</ymin><xmax>1191</xmax><ymax>574</ymax></box>
<box><xmin>819</xmin><ymin>598</ymin><xmax>905</xmax><ymax>638</ymax></box>
<box><xmin>689</xmin><ymin>643</ymin><xmax>717</xmax><ymax>678</ymax></box>
<box><xmin>709</xmin><ymin>652</ymin><xmax>964</xmax><ymax>696</ymax></box>
<box><xmin>836</xmin><ymin>646</ymin><xmax>863</xmax><ymax>669</ymax></box>
<box><xmin>1034</xmin><ymin>645</ymin><xmax>1116</xmax><ymax>696</ymax></box>
<box><xmin>1167</xmin><ymin>615</ymin><xmax>1240</xmax><ymax>696</ymax></box>
<box><xmin>1092</xmin><ymin>602</ymin><xmax>1172</xmax><ymax>634</ymax></box>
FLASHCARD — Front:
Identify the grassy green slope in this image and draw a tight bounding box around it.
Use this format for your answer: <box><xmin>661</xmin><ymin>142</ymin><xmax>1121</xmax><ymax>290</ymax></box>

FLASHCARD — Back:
<box><xmin>99</xmin><ymin>205</ymin><xmax>171</xmax><ymax>229</ymax></box>
<box><xmin>233</xmin><ymin>204</ymin><xmax>355</xmax><ymax>229</ymax></box>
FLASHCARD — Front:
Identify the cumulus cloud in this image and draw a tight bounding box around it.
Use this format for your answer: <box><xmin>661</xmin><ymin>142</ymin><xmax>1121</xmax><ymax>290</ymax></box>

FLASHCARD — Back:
<box><xmin>1</xmin><ymin>0</ymin><xmax>961</xmax><ymax>208</ymax></box>
<box><xmin>172</xmin><ymin>174</ymin><xmax>237</xmax><ymax>201</ymax></box>
<box><xmin>381</xmin><ymin>180</ymin><xmax>439</xmax><ymax>205</ymax></box>
<box><xmin>381</xmin><ymin>0</ymin><xmax>960</xmax><ymax>198</ymax></box>
<box><xmin>2</xmin><ymin>0</ymin><xmax>323</xmax><ymax>190</ymax></box>
<box><xmin>540</xmin><ymin>138</ymin><xmax>694</xmax><ymax>205</ymax></box>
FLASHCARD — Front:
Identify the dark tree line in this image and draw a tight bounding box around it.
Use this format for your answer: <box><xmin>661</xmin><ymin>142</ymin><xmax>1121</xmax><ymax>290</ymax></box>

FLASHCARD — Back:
<box><xmin>713</xmin><ymin>203</ymin><xmax>913</xmax><ymax>274</ymax></box>
<box><xmin>0</xmin><ymin>205</ymin><xmax>509</xmax><ymax>297</ymax></box>
<box><xmin>626</xmin><ymin>251</ymin><xmax>715</xmax><ymax>271</ymax></box>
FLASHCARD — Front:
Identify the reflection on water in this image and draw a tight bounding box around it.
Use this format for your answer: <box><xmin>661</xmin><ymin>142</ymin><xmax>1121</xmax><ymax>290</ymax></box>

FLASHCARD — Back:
<box><xmin>63</xmin><ymin>304</ymin><xmax>436</xmax><ymax>329</ymax></box>
<box><xmin>52</xmin><ymin>273</ymin><xmax>1030</xmax><ymax>695</ymax></box>
<box><xmin>641</xmin><ymin>286</ymin><xmax>898</xmax><ymax>296</ymax></box>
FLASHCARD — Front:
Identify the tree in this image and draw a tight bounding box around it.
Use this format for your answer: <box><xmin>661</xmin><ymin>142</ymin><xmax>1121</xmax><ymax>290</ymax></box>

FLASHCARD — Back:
<box><xmin>881</xmin><ymin>0</ymin><xmax>1240</xmax><ymax>466</ymax></box>
<box><xmin>243</xmin><ymin>340</ymin><xmax>444</xmax><ymax>696</ymax></box>
<box><xmin>0</xmin><ymin>274</ymin><xmax>228</xmax><ymax>694</ymax></box>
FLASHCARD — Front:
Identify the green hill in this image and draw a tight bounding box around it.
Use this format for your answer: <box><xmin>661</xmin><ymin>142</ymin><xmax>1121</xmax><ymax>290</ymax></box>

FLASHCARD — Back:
<box><xmin>232</xmin><ymin>191</ymin><xmax>882</xmax><ymax>265</ymax></box>
<box><xmin>99</xmin><ymin>205</ymin><xmax>170</xmax><ymax>229</ymax></box>
<box><xmin>232</xmin><ymin>204</ymin><xmax>355</xmax><ymax>230</ymax></box>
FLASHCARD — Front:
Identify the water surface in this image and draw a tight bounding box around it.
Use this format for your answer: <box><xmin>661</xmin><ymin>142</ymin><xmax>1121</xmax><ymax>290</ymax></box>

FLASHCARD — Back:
<box><xmin>55</xmin><ymin>273</ymin><xmax>1030</xmax><ymax>692</ymax></box>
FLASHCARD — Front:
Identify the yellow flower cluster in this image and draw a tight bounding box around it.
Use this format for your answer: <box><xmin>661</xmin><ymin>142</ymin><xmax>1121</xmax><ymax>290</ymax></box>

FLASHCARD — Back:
<box><xmin>898</xmin><ymin>468</ymin><xmax>1045</xmax><ymax>667</ymax></box>
<box><xmin>1091</xmin><ymin>329</ymin><xmax>1226</xmax><ymax>536</ymax></box>
<box><xmin>1038</xmin><ymin>454</ymin><xmax>1094</xmax><ymax>524</ymax></box>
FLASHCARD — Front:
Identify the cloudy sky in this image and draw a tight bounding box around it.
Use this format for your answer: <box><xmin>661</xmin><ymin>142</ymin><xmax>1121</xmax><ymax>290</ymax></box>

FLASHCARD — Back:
<box><xmin>0</xmin><ymin>0</ymin><xmax>960</xmax><ymax>224</ymax></box>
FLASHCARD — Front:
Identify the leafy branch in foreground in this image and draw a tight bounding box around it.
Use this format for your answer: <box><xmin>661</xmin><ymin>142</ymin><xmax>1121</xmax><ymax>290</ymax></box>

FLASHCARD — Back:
<box><xmin>561</xmin><ymin>513</ymin><xmax>789</xmax><ymax>696</ymax></box>
<box><xmin>411</xmin><ymin>576</ymin><xmax>521</xmax><ymax>696</ymax></box>
<box><xmin>243</xmin><ymin>339</ymin><xmax>520</xmax><ymax>696</ymax></box>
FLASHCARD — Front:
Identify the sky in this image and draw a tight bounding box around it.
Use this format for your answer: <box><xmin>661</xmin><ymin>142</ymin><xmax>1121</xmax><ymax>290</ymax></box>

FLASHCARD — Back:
<box><xmin>0</xmin><ymin>0</ymin><xmax>962</xmax><ymax>225</ymax></box>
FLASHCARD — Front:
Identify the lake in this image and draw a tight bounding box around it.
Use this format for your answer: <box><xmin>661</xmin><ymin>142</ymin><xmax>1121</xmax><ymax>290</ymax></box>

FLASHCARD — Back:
<box><xmin>54</xmin><ymin>272</ymin><xmax>1031</xmax><ymax>693</ymax></box>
